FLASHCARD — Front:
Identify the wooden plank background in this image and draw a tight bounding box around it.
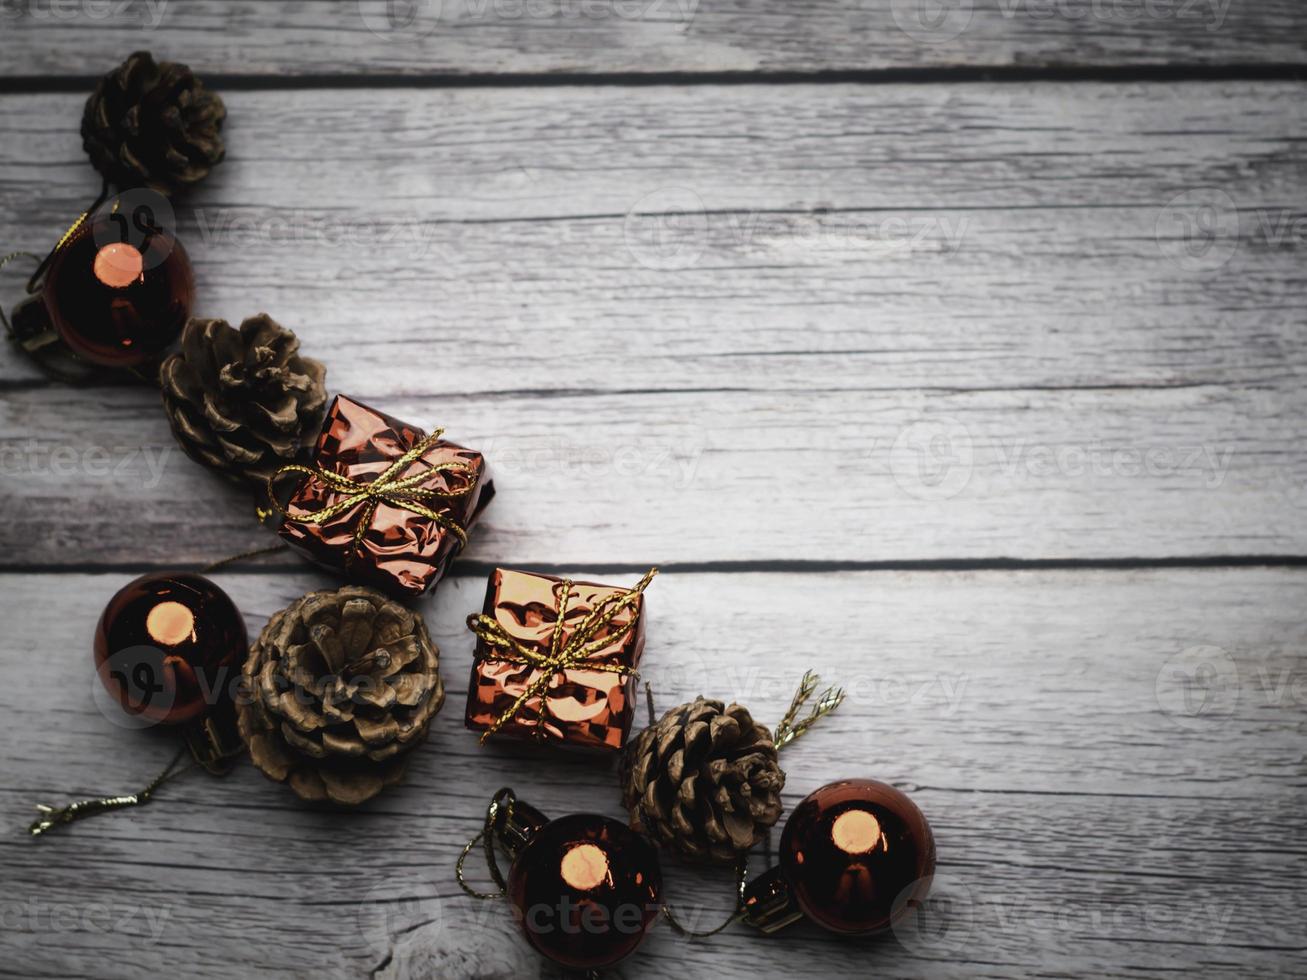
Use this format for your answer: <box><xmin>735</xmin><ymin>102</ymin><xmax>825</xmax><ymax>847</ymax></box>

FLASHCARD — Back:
<box><xmin>0</xmin><ymin>3</ymin><xmax>1303</xmax><ymax>980</ymax></box>
<box><xmin>0</xmin><ymin>0</ymin><xmax>1305</xmax><ymax>76</ymax></box>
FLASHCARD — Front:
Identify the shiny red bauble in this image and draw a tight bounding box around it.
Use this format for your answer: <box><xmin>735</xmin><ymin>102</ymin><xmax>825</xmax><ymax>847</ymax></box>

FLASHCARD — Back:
<box><xmin>506</xmin><ymin>813</ymin><xmax>663</xmax><ymax>970</ymax></box>
<box><xmin>778</xmin><ymin>779</ymin><xmax>935</xmax><ymax>935</ymax></box>
<box><xmin>94</xmin><ymin>572</ymin><xmax>247</xmax><ymax>726</ymax></box>
<box><xmin>42</xmin><ymin>214</ymin><xmax>193</xmax><ymax>366</ymax></box>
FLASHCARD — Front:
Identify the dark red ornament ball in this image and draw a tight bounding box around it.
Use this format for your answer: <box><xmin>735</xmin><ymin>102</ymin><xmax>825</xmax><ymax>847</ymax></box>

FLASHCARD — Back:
<box><xmin>507</xmin><ymin>813</ymin><xmax>662</xmax><ymax>970</ymax></box>
<box><xmin>94</xmin><ymin>572</ymin><xmax>247</xmax><ymax>726</ymax></box>
<box><xmin>778</xmin><ymin>779</ymin><xmax>935</xmax><ymax>935</ymax></box>
<box><xmin>42</xmin><ymin>214</ymin><xmax>193</xmax><ymax>366</ymax></box>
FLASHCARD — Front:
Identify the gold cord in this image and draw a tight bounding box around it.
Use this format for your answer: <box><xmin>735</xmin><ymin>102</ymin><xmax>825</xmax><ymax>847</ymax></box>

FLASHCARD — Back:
<box><xmin>25</xmin><ymin>180</ymin><xmax>112</xmax><ymax>294</ymax></box>
<box><xmin>266</xmin><ymin>429</ymin><xmax>478</xmax><ymax>563</ymax></box>
<box><xmin>29</xmin><ymin>745</ymin><xmax>193</xmax><ymax>838</ymax></box>
<box><xmin>455</xmin><ymin>788</ymin><xmax>517</xmax><ymax>900</ymax></box>
<box><xmin>0</xmin><ymin>251</ymin><xmax>41</xmax><ymax>340</ymax></box>
<box><xmin>661</xmin><ymin>855</ymin><xmax>749</xmax><ymax>939</ymax></box>
<box><xmin>201</xmin><ymin>542</ymin><xmax>290</xmax><ymax>574</ymax></box>
<box><xmin>467</xmin><ymin>568</ymin><xmax>657</xmax><ymax>742</ymax></box>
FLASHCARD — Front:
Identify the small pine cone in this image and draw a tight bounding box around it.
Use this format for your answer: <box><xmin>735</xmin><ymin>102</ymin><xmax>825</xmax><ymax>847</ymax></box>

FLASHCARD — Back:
<box><xmin>81</xmin><ymin>51</ymin><xmax>226</xmax><ymax>196</ymax></box>
<box><xmin>620</xmin><ymin>697</ymin><xmax>785</xmax><ymax>864</ymax></box>
<box><xmin>238</xmin><ymin>586</ymin><xmax>445</xmax><ymax>805</ymax></box>
<box><xmin>160</xmin><ymin>314</ymin><xmax>327</xmax><ymax>487</ymax></box>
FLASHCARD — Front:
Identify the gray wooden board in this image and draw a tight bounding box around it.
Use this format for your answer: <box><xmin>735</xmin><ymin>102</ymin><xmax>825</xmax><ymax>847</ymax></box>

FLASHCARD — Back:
<box><xmin>1</xmin><ymin>7</ymin><xmax>1305</xmax><ymax>979</ymax></box>
<box><xmin>0</xmin><ymin>569</ymin><xmax>1303</xmax><ymax>979</ymax></box>
<box><xmin>0</xmin><ymin>0</ymin><xmax>1304</xmax><ymax>77</ymax></box>
<box><xmin>0</xmin><ymin>83</ymin><xmax>1304</xmax><ymax>566</ymax></box>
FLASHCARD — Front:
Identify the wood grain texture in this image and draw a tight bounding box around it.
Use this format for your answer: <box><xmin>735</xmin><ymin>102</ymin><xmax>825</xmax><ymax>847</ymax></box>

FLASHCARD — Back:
<box><xmin>0</xmin><ymin>0</ymin><xmax>1304</xmax><ymax>78</ymax></box>
<box><xmin>1</xmin><ymin>84</ymin><xmax>1303</xmax><ymax>564</ymax></box>
<box><xmin>0</xmin><ymin>568</ymin><xmax>1303</xmax><ymax>979</ymax></box>
<box><xmin>1</xmin><ymin>5</ymin><xmax>1304</xmax><ymax>977</ymax></box>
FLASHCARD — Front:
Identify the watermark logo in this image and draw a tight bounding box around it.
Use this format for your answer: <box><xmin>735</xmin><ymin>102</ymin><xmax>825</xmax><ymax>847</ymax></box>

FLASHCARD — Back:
<box><xmin>891</xmin><ymin>875</ymin><xmax>977</xmax><ymax>957</ymax></box>
<box><xmin>359</xmin><ymin>0</ymin><xmax>443</xmax><ymax>39</ymax></box>
<box><xmin>92</xmin><ymin>187</ymin><xmax>177</xmax><ymax>273</ymax></box>
<box><xmin>890</xmin><ymin>416</ymin><xmax>974</xmax><ymax>500</ymax></box>
<box><xmin>891</xmin><ymin>0</ymin><xmax>975</xmax><ymax>42</ymax></box>
<box><xmin>1155</xmin><ymin>645</ymin><xmax>1240</xmax><ymax>730</ymax></box>
<box><xmin>357</xmin><ymin>874</ymin><xmax>444</xmax><ymax>961</ymax></box>
<box><xmin>1155</xmin><ymin>188</ymin><xmax>1240</xmax><ymax>271</ymax></box>
<box><xmin>624</xmin><ymin>187</ymin><xmax>709</xmax><ymax>271</ymax></box>
<box><xmin>645</xmin><ymin>646</ymin><xmax>713</xmax><ymax>706</ymax></box>
<box><xmin>92</xmin><ymin>644</ymin><xmax>176</xmax><ymax>730</ymax></box>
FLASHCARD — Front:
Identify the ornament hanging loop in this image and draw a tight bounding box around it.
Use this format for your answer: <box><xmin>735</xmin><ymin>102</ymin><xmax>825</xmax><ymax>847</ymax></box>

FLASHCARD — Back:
<box><xmin>0</xmin><ymin>250</ymin><xmax>41</xmax><ymax>344</ymax></box>
<box><xmin>25</xmin><ymin>180</ymin><xmax>112</xmax><ymax>295</ymax></box>
<box><xmin>455</xmin><ymin>787</ymin><xmax>518</xmax><ymax>900</ymax></box>
<box><xmin>29</xmin><ymin>745</ymin><xmax>192</xmax><ymax>838</ymax></box>
<box><xmin>660</xmin><ymin>854</ymin><xmax>750</xmax><ymax>939</ymax></box>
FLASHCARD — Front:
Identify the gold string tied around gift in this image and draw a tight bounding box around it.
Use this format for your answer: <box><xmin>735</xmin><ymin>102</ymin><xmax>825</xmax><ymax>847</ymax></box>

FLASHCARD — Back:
<box><xmin>466</xmin><ymin>568</ymin><xmax>658</xmax><ymax>744</ymax></box>
<box><xmin>265</xmin><ymin>428</ymin><xmax>477</xmax><ymax>563</ymax></box>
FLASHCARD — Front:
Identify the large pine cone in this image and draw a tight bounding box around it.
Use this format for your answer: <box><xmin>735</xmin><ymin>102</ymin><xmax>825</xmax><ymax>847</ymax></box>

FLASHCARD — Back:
<box><xmin>238</xmin><ymin>586</ymin><xmax>446</xmax><ymax>805</ymax></box>
<box><xmin>82</xmin><ymin>51</ymin><xmax>226</xmax><ymax>196</ymax></box>
<box><xmin>620</xmin><ymin>697</ymin><xmax>785</xmax><ymax>864</ymax></box>
<box><xmin>160</xmin><ymin>315</ymin><xmax>327</xmax><ymax>487</ymax></box>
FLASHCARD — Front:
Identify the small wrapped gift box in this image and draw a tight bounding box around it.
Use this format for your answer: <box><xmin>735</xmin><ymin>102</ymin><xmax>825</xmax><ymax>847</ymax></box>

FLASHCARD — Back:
<box><xmin>465</xmin><ymin>567</ymin><xmax>656</xmax><ymax>752</ymax></box>
<box><xmin>270</xmin><ymin>394</ymin><xmax>494</xmax><ymax>598</ymax></box>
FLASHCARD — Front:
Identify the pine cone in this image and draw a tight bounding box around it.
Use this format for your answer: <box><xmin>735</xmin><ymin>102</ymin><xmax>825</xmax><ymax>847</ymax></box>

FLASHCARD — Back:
<box><xmin>160</xmin><ymin>315</ymin><xmax>327</xmax><ymax>487</ymax></box>
<box><xmin>620</xmin><ymin>697</ymin><xmax>785</xmax><ymax>864</ymax></box>
<box><xmin>82</xmin><ymin>51</ymin><xmax>226</xmax><ymax>196</ymax></box>
<box><xmin>238</xmin><ymin>586</ymin><xmax>446</xmax><ymax>805</ymax></box>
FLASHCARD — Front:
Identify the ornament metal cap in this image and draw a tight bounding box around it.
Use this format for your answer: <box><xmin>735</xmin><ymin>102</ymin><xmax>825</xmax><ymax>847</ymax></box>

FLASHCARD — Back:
<box><xmin>740</xmin><ymin>865</ymin><xmax>807</xmax><ymax>934</ymax></box>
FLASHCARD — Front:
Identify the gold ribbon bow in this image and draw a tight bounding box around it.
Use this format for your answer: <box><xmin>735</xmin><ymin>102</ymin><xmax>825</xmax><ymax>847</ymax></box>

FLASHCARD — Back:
<box><xmin>467</xmin><ymin>568</ymin><xmax>658</xmax><ymax>743</ymax></box>
<box><xmin>267</xmin><ymin>429</ymin><xmax>477</xmax><ymax>563</ymax></box>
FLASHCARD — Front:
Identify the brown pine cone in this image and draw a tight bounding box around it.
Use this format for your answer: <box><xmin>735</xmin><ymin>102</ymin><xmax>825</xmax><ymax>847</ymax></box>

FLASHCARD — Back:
<box><xmin>237</xmin><ymin>586</ymin><xmax>445</xmax><ymax>805</ymax></box>
<box><xmin>160</xmin><ymin>314</ymin><xmax>327</xmax><ymax>487</ymax></box>
<box><xmin>81</xmin><ymin>51</ymin><xmax>226</xmax><ymax>196</ymax></box>
<box><xmin>620</xmin><ymin>696</ymin><xmax>785</xmax><ymax>864</ymax></box>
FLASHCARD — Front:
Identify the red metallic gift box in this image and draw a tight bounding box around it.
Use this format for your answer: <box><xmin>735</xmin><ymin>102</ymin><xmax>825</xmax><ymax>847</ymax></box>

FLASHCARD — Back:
<box><xmin>465</xmin><ymin>567</ymin><xmax>656</xmax><ymax>752</ymax></box>
<box><xmin>272</xmin><ymin>394</ymin><xmax>493</xmax><ymax>598</ymax></box>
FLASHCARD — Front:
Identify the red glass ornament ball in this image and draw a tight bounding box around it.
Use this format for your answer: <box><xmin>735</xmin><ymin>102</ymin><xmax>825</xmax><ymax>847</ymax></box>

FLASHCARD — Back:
<box><xmin>93</xmin><ymin>572</ymin><xmax>247</xmax><ymax>727</ymax></box>
<box><xmin>779</xmin><ymin>779</ymin><xmax>936</xmax><ymax>935</ymax></box>
<box><xmin>42</xmin><ymin>215</ymin><xmax>193</xmax><ymax>366</ymax></box>
<box><xmin>507</xmin><ymin>813</ymin><xmax>663</xmax><ymax>970</ymax></box>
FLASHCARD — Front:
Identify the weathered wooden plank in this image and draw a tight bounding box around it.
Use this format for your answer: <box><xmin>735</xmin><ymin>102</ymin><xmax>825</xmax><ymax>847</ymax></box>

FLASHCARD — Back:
<box><xmin>0</xmin><ymin>84</ymin><xmax>1303</xmax><ymax>564</ymax></box>
<box><xmin>2</xmin><ymin>380</ymin><xmax>1304</xmax><ymax>566</ymax></box>
<box><xmin>0</xmin><ymin>0</ymin><xmax>1303</xmax><ymax>77</ymax></box>
<box><xmin>3</xmin><ymin>85</ymin><xmax>1302</xmax><ymax>385</ymax></box>
<box><xmin>1</xmin><ymin>568</ymin><xmax>1303</xmax><ymax>978</ymax></box>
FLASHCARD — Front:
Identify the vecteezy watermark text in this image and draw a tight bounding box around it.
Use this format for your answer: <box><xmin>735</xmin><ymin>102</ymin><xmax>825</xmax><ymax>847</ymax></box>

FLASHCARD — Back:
<box><xmin>358</xmin><ymin>0</ymin><xmax>699</xmax><ymax>40</ymax></box>
<box><xmin>891</xmin><ymin>0</ymin><xmax>1232</xmax><ymax>44</ymax></box>
<box><xmin>0</xmin><ymin>441</ymin><xmax>172</xmax><ymax>489</ymax></box>
<box><xmin>0</xmin><ymin>0</ymin><xmax>168</xmax><ymax>27</ymax></box>
<box><xmin>190</xmin><ymin>208</ymin><xmax>444</xmax><ymax>259</ymax></box>
<box><xmin>0</xmin><ymin>898</ymin><xmax>172</xmax><ymax>945</ymax></box>
<box><xmin>624</xmin><ymin>188</ymin><xmax>970</xmax><ymax>270</ymax></box>
<box><xmin>883</xmin><ymin>417</ymin><xmax>1233</xmax><ymax>501</ymax></box>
